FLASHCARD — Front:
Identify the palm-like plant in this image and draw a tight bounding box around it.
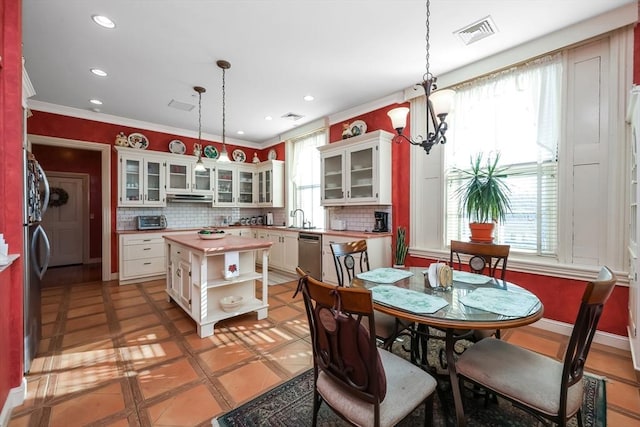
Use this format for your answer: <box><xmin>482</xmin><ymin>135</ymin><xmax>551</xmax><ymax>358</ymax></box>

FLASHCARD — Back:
<box><xmin>394</xmin><ymin>227</ymin><xmax>409</xmax><ymax>266</ymax></box>
<box><xmin>455</xmin><ymin>152</ymin><xmax>511</xmax><ymax>224</ymax></box>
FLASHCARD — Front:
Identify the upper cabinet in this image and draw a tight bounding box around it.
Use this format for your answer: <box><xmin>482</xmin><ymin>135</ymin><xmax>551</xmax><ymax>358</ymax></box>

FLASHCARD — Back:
<box><xmin>166</xmin><ymin>158</ymin><xmax>214</xmax><ymax>194</ymax></box>
<box><xmin>117</xmin><ymin>148</ymin><xmax>166</xmax><ymax>207</ymax></box>
<box><xmin>236</xmin><ymin>164</ymin><xmax>256</xmax><ymax>206</ymax></box>
<box><xmin>257</xmin><ymin>160</ymin><xmax>284</xmax><ymax>208</ymax></box>
<box><xmin>318</xmin><ymin>130</ymin><xmax>393</xmax><ymax>206</ymax></box>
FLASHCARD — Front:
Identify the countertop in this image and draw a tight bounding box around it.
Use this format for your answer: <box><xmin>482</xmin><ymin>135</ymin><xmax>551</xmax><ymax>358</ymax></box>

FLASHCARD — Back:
<box><xmin>163</xmin><ymin>233</ymin><xmax>272</xmax><ymax>254</ymax></box>
<box><xmin>118</xmin><ymin>226</ymin><xmax>393</xmax><ymax>239</ymax></box>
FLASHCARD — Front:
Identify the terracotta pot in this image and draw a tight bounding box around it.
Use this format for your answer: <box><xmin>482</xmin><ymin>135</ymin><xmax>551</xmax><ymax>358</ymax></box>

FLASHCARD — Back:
<box><xmin>469</xmin><ymin>222</ymin><xmax>495</xmax><ymax>243</ymax></box>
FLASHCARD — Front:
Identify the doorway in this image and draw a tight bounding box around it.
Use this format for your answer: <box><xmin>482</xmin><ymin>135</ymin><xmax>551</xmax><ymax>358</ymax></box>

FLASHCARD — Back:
<box><xmin>41</xmin><ymin>172</ymin><xmax>89</xmax><ymax>267</ymax></box>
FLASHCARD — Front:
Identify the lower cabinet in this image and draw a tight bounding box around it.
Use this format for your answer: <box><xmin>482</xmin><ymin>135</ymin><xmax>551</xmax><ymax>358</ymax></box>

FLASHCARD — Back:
<box><xmin>321</xmin><ymin>234</ymin><xmax>392</xmax><ymax>285</ymax></box>
<box><xmin>257</xmin><ymin>229</ymin><xmax>298</xmax><ymax>274</ymax></box>
<box><xmin>119</xmin><ymin>233</ymin><xmax>166</xmax><ymax>285</ymax></box>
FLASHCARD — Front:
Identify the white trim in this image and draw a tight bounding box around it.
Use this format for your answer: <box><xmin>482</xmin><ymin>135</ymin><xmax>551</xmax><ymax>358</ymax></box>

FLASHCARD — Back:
<box><xmin>27</xmin><ymin>100</ymin><xmax>260</xmax><ymax>149</ymax></box>
<box><xmin>279</xmin><ymin>117</ymin><xmax>329</xmax><ymax>142</ymax></box>
<box><xmin>328</xmin><ymin>92</ymin><xmax>405</xmax><ymax>125</ymax></box>
<box><xmin>531</xmin><ymin>318</ymin><xmax>630</xmax><ymax>351</ymax></box>
<box><xmin>27</xmin><ymin>135</ymin><xmax>112</xmax><ymax>282</ymax></box>
<box><xmin>0</xmin><ymin>378</ymin><xmax>26</xmax><ymax>427</ymax></box>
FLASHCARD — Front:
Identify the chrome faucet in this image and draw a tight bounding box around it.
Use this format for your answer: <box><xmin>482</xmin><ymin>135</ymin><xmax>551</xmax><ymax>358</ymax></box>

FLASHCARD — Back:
<box><xmin>291</xmin><ymin>208</ymin><xmax>306</xmax><ymax>228</ymax></box>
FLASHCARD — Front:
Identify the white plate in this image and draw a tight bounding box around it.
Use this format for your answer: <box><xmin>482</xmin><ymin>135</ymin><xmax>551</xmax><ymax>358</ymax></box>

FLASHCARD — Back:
<box><xmin>204</xmin><ymin>145</ymin><xmax>219</xmax><ymax>159</ymax></box>
<box><xmin>350</xmin><ymin>120</ymin><xmax>367</xmax><ymax>137</ymax></box>
<box><xmin>232</xmin><ymin>149</ymin><xmax>246</xmax><ymax>162</ymax></box>
<box><xmin>168</xmin><ymin>139</ymin><xmax>186</xmax><ymax>154</ymax></box>
<box><xmin>268</xmin><ymin>148</ymin><xmax>277</xmax><ymax>160</ymax></box>
<box><xmin>128</xmin><ymin>133</ymin><xmax>149</xmax><ymax>149</ymax></box>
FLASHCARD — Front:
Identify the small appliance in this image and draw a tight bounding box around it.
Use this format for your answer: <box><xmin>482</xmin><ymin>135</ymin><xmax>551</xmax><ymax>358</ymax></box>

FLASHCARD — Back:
<box><xmin>266</xmin><ymin>212</ymin><xmax>274</xmax><ymax>226</ymax></box>
<box><xmin>373</xmin><ymin>211</ymin><xmax>389</xmax><ymax>232</ymax></box>
<box><xmin>331</xmin><ymin>219</ymin><xmax>346</xmax><ymax>231</ymax></box>
<box><xmin>137</xmin><ymin>215</ymin><xmax>167</xmax><ymax>230</ymax></box>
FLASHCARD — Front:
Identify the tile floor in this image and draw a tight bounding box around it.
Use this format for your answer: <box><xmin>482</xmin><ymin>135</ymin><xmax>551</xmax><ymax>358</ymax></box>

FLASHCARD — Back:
<box><xmin>9</xmin><ymin>266</ymin><xmax>640</xmax><ymax>426</ymax></box>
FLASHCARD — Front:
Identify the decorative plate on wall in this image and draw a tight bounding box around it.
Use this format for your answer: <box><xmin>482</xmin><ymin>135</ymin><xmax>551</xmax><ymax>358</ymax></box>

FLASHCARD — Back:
<box><xmin>168</xmin><ymin>139</ymin><xmax>186</xmax><ymax>154</ymax></box>
<box><xmin>268</xmin><ymin>148</ymin><xmax>277</xmax><ymax>160</ymax></box>
<box><xmin>128</xmin><ymin>133</ymin><xmax>149</xmax><ymax>149</ymax></box>
<box><xmin>232</xmin><ymin>149</ymin><xmax>246</xmax><ymax>162</ymax></box>
<box><xmin>204</xmin><ymin>145</ymin><xmax>219</xmax><ymax>159</ymax></box>
<box><xmin>350</xmin><ymin>120</ymin><xmax>367</xmax><ymax>137</ymax></box>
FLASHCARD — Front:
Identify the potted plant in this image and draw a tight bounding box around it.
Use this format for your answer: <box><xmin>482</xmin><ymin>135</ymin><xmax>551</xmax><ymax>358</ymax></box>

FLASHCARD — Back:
<box><xmin>455</xmin><ymin>152</ymin><xmax>511</xmax><ymax>243</ymax></box>
<box><xmin>394</xmin><ymin>227</ymin><xmax>409</xmax><ymax>267</ymax></box>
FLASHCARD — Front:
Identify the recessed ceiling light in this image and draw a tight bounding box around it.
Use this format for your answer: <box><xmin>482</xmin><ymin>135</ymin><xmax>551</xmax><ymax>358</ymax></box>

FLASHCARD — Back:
<box><xmin>89</xmin><ymin>99</ymin><xmax>103</xmax><ymax>105</ymax></box>
<box><xmin>237</xmin><ymin>130</ymin><xmax>244</xmax><ymax>135</ymax></box>
<box><xmin>303</xmin><ymin>95</ymin><xmax>314</xmax><ymax>101</ymax></box>
<box><xmin>90</xmin><ymin>68</ymin><xmax>107</xmax><ymax>77</ymax></box>
<box><xmin>92</xmin><ymin>15</ymin><xmax>115</xmax><ymax>29</ymax></box>
<box><xmin>264</xmin><ymin>116</ymin><xmax>273</xmax><ymax>121</ymax></box>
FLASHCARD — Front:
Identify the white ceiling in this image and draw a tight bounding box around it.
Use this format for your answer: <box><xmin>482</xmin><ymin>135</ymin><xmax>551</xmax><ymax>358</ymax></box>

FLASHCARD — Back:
<box><xmin>22</xmin><ymin>0</ymin><xmax>635</xmax><ymax>145</ymax></box>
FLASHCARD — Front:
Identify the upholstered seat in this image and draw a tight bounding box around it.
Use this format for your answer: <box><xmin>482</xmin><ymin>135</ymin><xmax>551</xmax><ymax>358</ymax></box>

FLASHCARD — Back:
<box><xmin>456</xmin><ymin>266</ymin><xmax>616</xmax><ymax>426</ymax></box>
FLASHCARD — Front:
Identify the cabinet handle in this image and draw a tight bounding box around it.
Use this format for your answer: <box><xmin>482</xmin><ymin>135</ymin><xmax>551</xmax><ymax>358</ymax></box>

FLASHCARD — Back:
<box><xmin>177</xmin><ymin>270</ymin><xmax>181</xmax><ymax>277</ymax></box>
<box><xmin>143</xmin><ymin>247</ymin><xmax>151</xmax><ymax>250</ymax></box>
<box><xmin>143</xmin><ymin>239</ymin><xmax>152</xmax><ymax>242</ymax></box>
<box><xmin>144</xmin><ymin>262</ymin><xmax>151</xmax><ymax>265</ymax></box>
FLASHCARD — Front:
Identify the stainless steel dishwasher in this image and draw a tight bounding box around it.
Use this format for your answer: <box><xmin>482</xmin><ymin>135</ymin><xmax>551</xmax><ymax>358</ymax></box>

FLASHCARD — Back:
<box><xmin>298</xmin><ymin>232</ymin><xmax>322</xmax><ymax>280</ymax></box>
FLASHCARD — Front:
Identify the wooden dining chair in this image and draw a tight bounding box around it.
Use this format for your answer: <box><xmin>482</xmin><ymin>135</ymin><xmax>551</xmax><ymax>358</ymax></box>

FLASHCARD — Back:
<box><xmin>456</xmin><ymin>266</ymin><xmax>616</xmax><ymax>427</ymax></box>
<box><xmin>330</xmin><ymin>240</ymin><xmax>412</xmax><ymax>351</ymax></box>
<box><xmin>294</xmin><ymin>267</ymin><xmax>437</xmax><ymax>427</ymax></box>
<box><xmin>449</xmin><ymin>240</ymin><xmax>510</xmax><ymax>280</ymax></box>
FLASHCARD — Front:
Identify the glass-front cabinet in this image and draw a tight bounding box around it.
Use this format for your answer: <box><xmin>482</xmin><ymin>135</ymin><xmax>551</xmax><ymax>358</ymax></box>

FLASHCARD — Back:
<box><xmin>236</xmin><ymin>165</ymin><xmax>255</xmax><ymax>206</ymax></box>
<box><xmin>318</xmin><ymin>130</ymin><xmax>393</xmax><ymax>206</ymax></box>
<box><xmin>166</xmin><ymin>159</ymin><xmax>191</xmax><ymax>193</ymax></box>
<box><xmin>215</xmin><ymin>165</ymin><xmax>235</xmax><ymax>206</ymax></box>
<box><xmin>117</xmin><ymin>149</ymin><xmax>166</xmax><ymax>207</ymax></box>
<box><xmin>192</xmin><ymin>163</ymin><xmax>214</xmax><ymax>194</ymax></box>
<box><xmin>257</xmin><ymin>160</ymin><xmax>284</xmax><ymax>207</ymax></box>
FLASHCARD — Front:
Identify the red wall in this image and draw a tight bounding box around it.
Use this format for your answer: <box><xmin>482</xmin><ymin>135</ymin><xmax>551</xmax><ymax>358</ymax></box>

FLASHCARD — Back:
<box><xmin>0</xmin><ymin>0</ymin><xmax>26</xmax><ymax>407</ymax></box>
<box><xmin>32</xmin><ymin>145</ymin><xmax>103</xmax><ymax>259</ymax></box>
<box><xmin>329</xmin><ymin>103</ymin><xmax>628</xmax><ymax>337</ymax></box>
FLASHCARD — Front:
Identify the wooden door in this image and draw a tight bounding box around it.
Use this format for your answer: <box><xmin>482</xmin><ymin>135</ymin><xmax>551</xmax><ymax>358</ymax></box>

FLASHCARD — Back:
<box><xmin>41</xmin><ymin>173</ymin><xmax>87</xmax><ymax>267</ymax></box>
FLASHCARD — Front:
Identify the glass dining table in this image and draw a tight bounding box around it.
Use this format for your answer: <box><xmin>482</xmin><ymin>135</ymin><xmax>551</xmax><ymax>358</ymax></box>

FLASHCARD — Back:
<box><xmin>351</xmin><ymin>266</ymin><xmax>544</xmax><ymax>427</ymax></box>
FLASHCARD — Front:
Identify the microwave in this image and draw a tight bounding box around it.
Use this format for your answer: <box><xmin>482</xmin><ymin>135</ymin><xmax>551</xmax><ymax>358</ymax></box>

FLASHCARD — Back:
<box><xmin>137</xmin><ymin>215</ymin><xmax>167</xmax><ymax>230</ymax></box>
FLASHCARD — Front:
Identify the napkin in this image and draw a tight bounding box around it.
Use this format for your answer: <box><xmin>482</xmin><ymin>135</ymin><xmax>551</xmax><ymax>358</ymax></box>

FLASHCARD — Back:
<box><xmin>459</xmin><ymin>287</ymin><xmax>540</xmax><ymax>317</ymax></box>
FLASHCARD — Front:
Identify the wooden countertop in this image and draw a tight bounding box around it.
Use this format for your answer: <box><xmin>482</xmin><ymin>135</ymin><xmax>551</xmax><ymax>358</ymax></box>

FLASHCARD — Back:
<box><xmin>163</xmin><ymin>234</ymin><xmax>272</xmax><ymax>254</ymax></box>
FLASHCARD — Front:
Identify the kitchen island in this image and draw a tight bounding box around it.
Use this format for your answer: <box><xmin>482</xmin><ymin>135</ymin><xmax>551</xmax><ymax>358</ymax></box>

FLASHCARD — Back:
<box><xmin>164</xmin><ymin>232</ymin><xmax>272</xmax><ymax>338</ymax></box>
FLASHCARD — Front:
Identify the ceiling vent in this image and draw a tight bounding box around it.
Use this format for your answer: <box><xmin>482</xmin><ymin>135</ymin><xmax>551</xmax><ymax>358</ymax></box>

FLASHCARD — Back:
<box><xmin>455</xmin><ymin>16</ymin><xmax>497</xmax><ymax>45</ymax></box>
<box><xmin>281</xmin><ymin>112</ymin><xmax>304</xmax><ymax>121</ymax></box>
<box><xmin>168</xmin><ymin>99</ymin><xmax>195</xmax><ymax>112</ymax></box>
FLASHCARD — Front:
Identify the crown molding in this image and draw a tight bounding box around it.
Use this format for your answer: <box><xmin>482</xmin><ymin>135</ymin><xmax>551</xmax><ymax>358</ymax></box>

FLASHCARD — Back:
<box><xmin>328</xmin><ymin>92</ymin><xmax>405</xmax><ymax>125</ymax></box>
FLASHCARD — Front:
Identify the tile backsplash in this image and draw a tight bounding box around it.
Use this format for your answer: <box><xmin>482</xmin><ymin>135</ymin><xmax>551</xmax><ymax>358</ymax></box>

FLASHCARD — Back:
<box><xmin>325</xmin><ymin>206</ymin><xmax>392</xmax><ymax>232</ymax></box>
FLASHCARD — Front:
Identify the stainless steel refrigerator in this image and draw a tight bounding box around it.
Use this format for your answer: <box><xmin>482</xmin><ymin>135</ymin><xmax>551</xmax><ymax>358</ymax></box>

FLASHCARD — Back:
<box><xmin>23</xmin><ymin>151</ymin><xmax>50</xmax><ymax>373</ymax></box>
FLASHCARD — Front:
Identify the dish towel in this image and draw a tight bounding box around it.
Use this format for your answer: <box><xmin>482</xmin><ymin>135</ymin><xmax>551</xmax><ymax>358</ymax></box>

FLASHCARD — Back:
<box><xmin>371</xmin><ymin>285</ymin><xmax>449</xmax><ymax>314</ymax></box>
<box><xmin>459</xmin><ymin>287</ymin><xmax>540</xmax><ymax>317</ymax></box>
<box><xmin>356</xmin><ymin>268</ymin><xmax>414</xmax><ymax>284</ymax></box>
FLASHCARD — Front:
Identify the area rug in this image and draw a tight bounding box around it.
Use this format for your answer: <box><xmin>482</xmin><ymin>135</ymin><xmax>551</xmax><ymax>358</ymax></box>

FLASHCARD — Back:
<box><xmin>213</xmin><ymin>369</ymin><xmax>606</xmax><ymax>427</ymax></box>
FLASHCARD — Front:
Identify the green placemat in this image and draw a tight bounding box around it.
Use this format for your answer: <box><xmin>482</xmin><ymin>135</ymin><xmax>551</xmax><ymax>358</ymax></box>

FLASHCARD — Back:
<box><xmin>460</xmin><ymin>287</ymin><xmax>540</xmax><ymax>316</ymax></box>
<box><xmin>356</xmin><ymin>268</ymin><xmax>414</xmax><ymax>284</ymax></box>
<box><xmin>371</xmin><ymin>285</ymin><xmax>448</xmax><ymax>314</ymax></box>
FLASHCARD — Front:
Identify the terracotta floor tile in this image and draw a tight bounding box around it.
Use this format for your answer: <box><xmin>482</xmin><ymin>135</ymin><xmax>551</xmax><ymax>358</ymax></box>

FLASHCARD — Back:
<box><xmin>173</xmin><ymin>317</ymin><xmax>197</xmax><ymax>334</ymax></box>
<box><xmin>62</xmin><ymin>324</ymin><xmax>111</xmax><ymax>348</ymax></box>
<box><xmin>109</xmin><ymin>288</ymin><xmax>142</xmax><ymax>300</ymax></box>
<box><xmin>183</xmin><ymin>330</ymin><xmax>237</xmax><ymax>353</ymax></box>
<box><xmin>280</xmin><ymin>317</ymin><xmax>310</xmax><ymax>338</ymax></box>
<box><xmin>68</xmin><ymin>294</ymin><xmax>104</xmax><ymax>308</ymax></box>
<box><xmin>66</xmin><ymin>303</ymin><xmax>105</xmax><ymax>319</ymax></box>
<box><xmin>49</xmin><ymin>381</ymin><xmax>125</xmax><ymax>426</ymax></box>
<box><xmin>50</xmin><ymin>363</ymin><xmax>122</xmax><ymax>397</ymax></box>
<box><xmin>235</xmin><ymin>324</ymin><xmax>297</xmax><ymax>352</ymax></box>
<box><xmin>7</xmin><ymin>413</ymin><xmax>30</xmax><ymax>427</ymax></box>
<box><xmin>42</xmin><ymin>295</ymin><xmax>63</xmax><ymax>306</ymax></box>
<box><xmin>64</xmin><ymin>312</ymin><xmax>108</xmax><ymax>332</ymax></box>
<box><xmin>268</xmin><ymin>305</ymin><xmax>303</xmax><ymax>323</ymax></box>
<box><xmin>111</xmin><ymin>295</ymin><xmax>147</xmax><ymax>309</ymax></box>
<box><xmin>164</xmin><ymin>306</ymin><xmax>191</xmax><ymax>321</ymax></box>
<box><xmin>119</xmin><ymin>340</ymin><xmax>186</xmax><ymax>371</ymax></box>
<box><xmin>197</xmin><ymin>339</ymin><xmax>254</xmax><ymax>373</ymax></box>
<box><xmin>122</xmin><ymin>324</ymin><xmax>171</xmax><ymax>345</ymax></box>
<box><xmin>149</xmin><ymin>290</ymin><xmax>170</xmax><ymax>301</ymax></box>
<box><xmin>41</xmin><ymin>323</ymin><xmax>56</xmax><ymax>339</ymax></box>
<box><xmin>266</xmin><ymin>338</ymin><xmax>313</xmax><ymax>375</ymax></box>
<box><xmin>42</xmin><ymin>310</ymin><xmax>59</xmax><ymax>324</ymax></box>
<box><xmin>607</xmin><ymin>409</ymin><xmax>640</xmax><ymax>426</ymax></box>
<box><xmin>115</xmin><ymin>303</ymin><xmax>153</xmax><ymax>320</ymax></box>
<box><xmin>55</xmin><ymin>344</ymin><xmax>117</xmax><ymax>370</ymax></box>
<box><xmin>118</xmin><ymin>313</ymin><xmax>161</xmax><ymax>334</ymax></box>
<box><xmin>146</xmin><ymin>384</ymin><xmax>223</xmax><ymax>426</ymax></box>
<box><xmin>218</xmin><ymin>360</ymin><xmax>282</xmax><ymax>404</ymax></box>
<box><xmin>137</xmin><ymin>358</ymin><xmax>199</xmax><ymax>400</ymax></box>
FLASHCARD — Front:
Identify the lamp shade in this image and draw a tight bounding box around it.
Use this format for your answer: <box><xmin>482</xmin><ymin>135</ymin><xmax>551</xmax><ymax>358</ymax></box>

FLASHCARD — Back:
<box><xmin>387</xmin><ymin>107</ymin><xmax>410</xmax><ymax>131</ymax></box>
<box><xmin>429</xmin><ymin>89</ymin><xmax>455</xmax><ymax>116</ymax></box>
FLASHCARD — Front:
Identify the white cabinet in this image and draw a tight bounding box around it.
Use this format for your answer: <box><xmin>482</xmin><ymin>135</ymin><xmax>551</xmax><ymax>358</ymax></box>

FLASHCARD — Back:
<box><xmin>256</xmin><ymin>160</ymin><xmax>284</xmax><ymax>207</ymax></box>
<box><xmin>318</xmin><ymin>130</ymin><xmax>393</xmax><ymax>206</ymax></box>
<box><xmin>255</xmin><ymin>228</ymin><xmax>298</xmax><ymax>273</ymax></box>
<box><xmin>224</xmin><ymin>227</ymin><xmax>252</xmax><ymax>237</ymax></box>
<box><xmin>321</xmin><ymin>234</ymin><xmax>392</xmax><ymax>285</ymax></box>
<box><xmin>119</xmin><ymin>233</ymin><xmax>167</xmax><ymax>284</ymax></box>
<box><xmin>236</xmin><ymin>164</ymin><xmax>256</xmax><ymax>206</ymax></box>
<box><xmin>214</xmin><ymin>164</ymin><xmax>236</xmax><ymax>206</ymax></box>
<box><xmin>164</xmin><ymin>234</ymin><xmax>270</xmax><ymax>337</ymax></box>
<box><xmin>117</xmin><ymin>148</ymin><xmax>166</xmax><ymax>207</ymax></box>
<box><xmin>166</xmin><ymin>158</ymin><xmax>214</xmax><ymax>194</ymax></box>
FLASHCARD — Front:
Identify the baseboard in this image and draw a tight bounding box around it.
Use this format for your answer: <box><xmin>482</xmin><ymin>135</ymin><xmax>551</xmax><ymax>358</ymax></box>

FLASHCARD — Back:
<box><xmin>0</xmin><ymin>378</ymin><xmax>26</xmax><ymax>427</ymax></box>
<box><xmin>532</xmin><ymin>318</ymin><xmax>630</xmax><ymax>351</ymax></box>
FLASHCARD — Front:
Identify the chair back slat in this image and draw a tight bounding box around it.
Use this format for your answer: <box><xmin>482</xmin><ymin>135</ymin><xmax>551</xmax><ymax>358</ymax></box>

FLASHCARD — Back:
<box><xmin>559</xmin><ymin>266</ymin><xmax>616</xmax><ymax>417</ymax></box>
<box><xmin>450</xmin><ymin>240</ymin><xmax>510</xmax><ymax>279</ymax></box>
<box><xmin>330</xmin><ymin>240</ymin><xmax>370</xmax><ymax>286</ymax></box>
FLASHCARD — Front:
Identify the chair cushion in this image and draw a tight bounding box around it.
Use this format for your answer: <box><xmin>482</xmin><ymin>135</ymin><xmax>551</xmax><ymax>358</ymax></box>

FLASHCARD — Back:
<box><xmin>456</xmin><ymin>338</ymin><xmax>584</xmax><ymax>418</ymax></box>
<box><xmin>317</xmin><ymin>348</ymin><xmax>437</xmax><ymax>427</ymax></box>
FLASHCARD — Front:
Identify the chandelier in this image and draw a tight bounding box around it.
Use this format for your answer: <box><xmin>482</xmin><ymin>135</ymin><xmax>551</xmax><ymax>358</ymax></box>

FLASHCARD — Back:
<box><xmin>387</xmin><ymin>0</ymin><xmax>455</xmax><ymax>155</ymax></box>
<box><xmin>217</xmin><ymin>60</ymin><xmax>231</xmax><ymax>162</ymax></box>
<box><xmin>193</xmin><ymin>86</ymin><xmax>206</xmax><ymax>172</ymax></box>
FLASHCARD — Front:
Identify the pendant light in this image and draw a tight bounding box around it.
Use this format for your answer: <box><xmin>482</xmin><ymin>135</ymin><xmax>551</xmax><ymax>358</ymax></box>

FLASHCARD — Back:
<box><xmin>387</xmin><ymin>0</ymin><xmax>455</xmax><ymax>155</ymax></box>
<box><xmin>193</xmin><ymin>86</ymin><xmax>206</xmax><ymax>172</ymax></box>
<box><xmin>217</xmin><ymin>60</ymin><xmax>231</xmax><ymax>162</ymax></box>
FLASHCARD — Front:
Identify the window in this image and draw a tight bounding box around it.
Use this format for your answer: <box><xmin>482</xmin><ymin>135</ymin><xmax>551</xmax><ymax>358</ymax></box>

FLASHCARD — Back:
<box><xmin>444</xmin><ymin>55</ymin><xmax>562</xmax><ymax>255</ymax></box>
<box><xmin>288</xmin><ymin>130</ymin><xmax>326</xmax><ymax>227</ymax></box>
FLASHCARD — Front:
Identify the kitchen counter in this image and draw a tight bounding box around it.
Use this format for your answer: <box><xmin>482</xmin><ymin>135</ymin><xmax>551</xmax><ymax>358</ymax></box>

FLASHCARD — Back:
<box><xmin>163</xmin><ymin>233</ymin><xmax>273</xmax><ymax>254</ymax></box>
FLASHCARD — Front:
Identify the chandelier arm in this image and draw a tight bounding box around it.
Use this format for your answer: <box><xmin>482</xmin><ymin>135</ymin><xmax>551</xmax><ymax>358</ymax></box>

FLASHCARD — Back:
<box><xmin>392</xmin><ymin>132</ymin><xmax>424</xmax><ymax>146</ymax></box>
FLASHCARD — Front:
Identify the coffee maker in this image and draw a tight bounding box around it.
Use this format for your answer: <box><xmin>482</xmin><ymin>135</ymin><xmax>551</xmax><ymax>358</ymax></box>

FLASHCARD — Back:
<box><xmin>373</xmin><ymin>211</ymin><xmax>389</xmax><ymax>232</ymax></box>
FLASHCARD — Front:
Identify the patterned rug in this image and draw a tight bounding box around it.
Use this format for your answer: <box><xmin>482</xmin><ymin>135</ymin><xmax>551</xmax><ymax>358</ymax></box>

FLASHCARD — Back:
<box><xmin>214</xmin><ymin>366</ymin><xmax>606</xmax><ymax>427</ymax></box>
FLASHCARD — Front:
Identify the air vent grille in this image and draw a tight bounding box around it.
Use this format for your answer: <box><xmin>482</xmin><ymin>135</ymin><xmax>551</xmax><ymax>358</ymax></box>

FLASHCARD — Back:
<box><xmin>168</xmin><ymin>99</ymin><xmax>195</xmax><ymax>112</ymax></box>
<box><xmin>281</xmin><ymin>112</ymin><xmax>304</xmax><ymax>121</ymax></box>
<box><xmin>455</xmin><ymin>16</ymin><xmax>497</xmax><ymax>45</ymax></box>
